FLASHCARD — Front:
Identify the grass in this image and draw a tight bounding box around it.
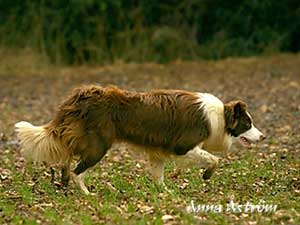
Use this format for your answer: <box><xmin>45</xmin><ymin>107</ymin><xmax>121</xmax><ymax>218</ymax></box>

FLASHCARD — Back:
<box><xmin>0</xmin><ymin>145</ymin><xmax>298</xmax><ymax>224</ymax></box>
<box><xmin>0</xmin><ymin>53</ymin><xmax>299</xmax><ymax>224</ymax></box>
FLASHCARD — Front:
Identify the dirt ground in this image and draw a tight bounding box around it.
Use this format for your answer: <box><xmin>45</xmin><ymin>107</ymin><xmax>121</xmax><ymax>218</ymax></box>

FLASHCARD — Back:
<box><xmin>0</xmin><ymin>54</ymin><xmax>299</xmax><ymax>224</ymax></box>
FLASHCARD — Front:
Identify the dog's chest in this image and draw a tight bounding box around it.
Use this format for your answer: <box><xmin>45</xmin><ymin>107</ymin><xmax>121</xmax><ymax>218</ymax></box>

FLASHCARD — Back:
<box><xmin>202</xmin><ymin>133</ymin><xmax>232</xmax><ymax>153</ymax></box>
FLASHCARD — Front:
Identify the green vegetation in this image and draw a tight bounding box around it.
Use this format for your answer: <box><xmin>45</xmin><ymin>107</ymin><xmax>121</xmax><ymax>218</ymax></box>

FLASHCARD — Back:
<box><xmin>0</xmin><ymin>145</ymin><xmax>300</xmax><ymax>224</ymax></box>
<box><xmin>0</xmin><ymin>146</ymin><xmax>299</xmax><ymax>224</ymax></box>
<box><xmin>0</xmin><ymin>55</ymin><xmax>299</xmax><ymax>224</ymax></box>
<box><xmin>1</xmin><ymin>0</ymin><xmax>300</xmax><ymax>64</ymax></box>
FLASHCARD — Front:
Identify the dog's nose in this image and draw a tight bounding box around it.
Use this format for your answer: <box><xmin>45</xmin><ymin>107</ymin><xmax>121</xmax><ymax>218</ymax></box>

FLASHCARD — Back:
<box><xmin>260</xmin><ymin>134</ymin><xmax>266</xmax><ymax>141</ymax></box>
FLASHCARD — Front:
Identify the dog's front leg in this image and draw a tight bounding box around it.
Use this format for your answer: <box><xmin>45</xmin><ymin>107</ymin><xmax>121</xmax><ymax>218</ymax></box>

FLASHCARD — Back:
<box><xmin>185</xmin><ymin>146</ymin><xmax>219</xmax><ymax>180</ymax></box>
<box><xmin>71</xmin><ymin>171</ymin><xmax>90</xmax><ymax>195</ymax></box>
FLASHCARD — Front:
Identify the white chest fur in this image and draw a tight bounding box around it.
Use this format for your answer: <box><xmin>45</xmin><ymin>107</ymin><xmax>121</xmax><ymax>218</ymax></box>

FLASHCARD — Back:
<box><xmin>197</xmin><ymin>93</ymin><xmax>232</xmax><ymax>153</ymax></box>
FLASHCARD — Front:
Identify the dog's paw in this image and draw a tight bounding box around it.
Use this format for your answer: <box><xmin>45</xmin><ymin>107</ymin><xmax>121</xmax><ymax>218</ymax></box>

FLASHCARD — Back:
<box><xmin>202</xmin><ymin>168</ymin><xmax>214</xmax><ymax>180</ymax></box>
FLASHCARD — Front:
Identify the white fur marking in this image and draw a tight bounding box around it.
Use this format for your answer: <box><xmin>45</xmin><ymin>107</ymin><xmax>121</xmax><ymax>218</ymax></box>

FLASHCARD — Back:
<box><xmin>15</xmin><ymin>121</ymin><xmax>69</xmax><ymax>165</ymax></box>
<box><xmin>246</xmin><ymin>112</ymin><xmax>253</xmax><ymax>121</ymax></box>
<box><xmin>148</xmin><ymin>155</ymin><xmax>165</xmax><ymax>185</ymax></box>
<box><xmin>183</xmin><ymin>146</ymin><xmax>219</xmax><ymax>169</ymax></box>
<box><xmin>71</xmin><ymin>172</ymin><xmax>90</xmax><ymax>195</ymax></box>
<box><xmin>239</xmin><ymin>124</ymin><xmax>263</xmax><ymax>143</ymax></box>
<box><xmin>197</xmin><ymin>93</ymin><xmax>232</xmax><ymax>152</ymax></box>
<box><xmin>198</xmin><ymin>93</ymin><xmax>224</xmax><ymax>138</ymax></box>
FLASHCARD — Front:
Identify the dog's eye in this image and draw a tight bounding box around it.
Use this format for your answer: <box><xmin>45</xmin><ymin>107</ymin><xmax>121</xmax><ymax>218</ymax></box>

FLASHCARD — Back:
<box><xmin>246</xmin><ymin>120</ymin><xmax>252</xmax><ymax>128</ymax></box>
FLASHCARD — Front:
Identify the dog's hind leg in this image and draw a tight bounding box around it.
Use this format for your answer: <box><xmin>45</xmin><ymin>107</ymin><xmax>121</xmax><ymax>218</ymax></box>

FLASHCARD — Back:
<box><xmin>61</xmin><ymin>159</ymin><xmax>71</xmax><ymax>186</ymax></box>
<box><xmin>72</xmin><ymin>136</ymin><xmax>111</xmax><ymax>195</ymax></box>
<box><xmin>50</xmin><ymin>167</ymin><xmax>55</xmax><ymax>184</ymax></box>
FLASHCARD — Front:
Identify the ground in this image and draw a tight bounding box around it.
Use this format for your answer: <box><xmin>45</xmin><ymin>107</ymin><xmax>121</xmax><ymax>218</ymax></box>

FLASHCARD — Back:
<box><xmin>0</xmin><ymin>54</ymin><xmax>299</xmax><ymax>224</ymax></box>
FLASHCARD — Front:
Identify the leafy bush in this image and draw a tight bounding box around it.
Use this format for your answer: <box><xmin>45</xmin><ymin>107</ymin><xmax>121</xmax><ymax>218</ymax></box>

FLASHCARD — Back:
<box><xmin>1</xmin><ymin>0</ymin><xmax>299</xmax><ymax>64</ymax></box>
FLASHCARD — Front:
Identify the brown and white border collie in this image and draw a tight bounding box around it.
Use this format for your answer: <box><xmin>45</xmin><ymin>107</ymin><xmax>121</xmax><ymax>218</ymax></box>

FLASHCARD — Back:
<box><xmin>15</xmin><ymin>85</ymin><xmax>264</xmax><ymax>194</ymax></box>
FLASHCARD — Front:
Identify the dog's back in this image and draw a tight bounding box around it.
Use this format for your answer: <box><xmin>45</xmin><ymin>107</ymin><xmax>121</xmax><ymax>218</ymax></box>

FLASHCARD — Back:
<box><xmin>46</xmin><ymin>85</ymin><xmax>210</xmax><ymax>157</ymax></box>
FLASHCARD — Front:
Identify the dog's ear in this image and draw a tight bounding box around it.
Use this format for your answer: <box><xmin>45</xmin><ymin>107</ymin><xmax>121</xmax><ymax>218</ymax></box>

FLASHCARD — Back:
<box><xmin>233</xmin><ymin>101</ymin><xmax>247</xmax><ymax>119</ymax></box>
<box><xmin>224</xmin><ymin>100</ymin><xmax>247</xmax><ymax>129</ymax></box>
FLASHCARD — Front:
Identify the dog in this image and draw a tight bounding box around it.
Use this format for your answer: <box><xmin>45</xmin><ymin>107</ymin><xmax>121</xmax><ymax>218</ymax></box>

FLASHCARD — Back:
<box><xmin>15</xmin><ymin>85</ymin><xmax>265</xmax><ymax>194</ymax></box>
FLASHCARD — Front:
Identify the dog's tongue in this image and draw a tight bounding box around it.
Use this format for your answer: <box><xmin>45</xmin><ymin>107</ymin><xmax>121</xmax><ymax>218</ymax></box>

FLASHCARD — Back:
<box><xmin>239</xmin><ymin>137</ymin><xmax>252</xmax><ymax>148</ymax></box>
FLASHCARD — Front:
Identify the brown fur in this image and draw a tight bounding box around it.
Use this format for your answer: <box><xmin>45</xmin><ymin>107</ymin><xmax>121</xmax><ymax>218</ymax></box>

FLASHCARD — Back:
<box><xmin>16</xmin><ymin>85</ymin><xmax>263</xmax><ymax>193</ymax></box>
<box><xmin>43</xmin><ymin>85</ymin><xmax>210</xmax><ymax>176</ymax></box>
<box><xmin>48</xmin><ymin>86</ymin><xmax>209</xmax><ymax>152</ymax></box>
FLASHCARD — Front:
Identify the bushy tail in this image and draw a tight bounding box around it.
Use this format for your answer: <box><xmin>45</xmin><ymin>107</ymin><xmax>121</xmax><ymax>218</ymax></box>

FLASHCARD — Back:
<box><xmin>15</xmin><ymin>121</ymin><xmax>69</xmax><ymax>165</ymax></box>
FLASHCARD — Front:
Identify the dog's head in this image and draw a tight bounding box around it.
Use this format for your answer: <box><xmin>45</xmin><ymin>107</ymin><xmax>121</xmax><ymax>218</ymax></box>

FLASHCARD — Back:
<box><xmin>224</xmin><ymin>101</ymin><xmax>265</xmax><ymax>148</ymax></box>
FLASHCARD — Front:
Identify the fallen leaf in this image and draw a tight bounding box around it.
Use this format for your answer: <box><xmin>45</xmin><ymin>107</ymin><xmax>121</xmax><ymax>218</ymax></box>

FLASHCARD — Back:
<box><xmin>260</xmin><ymin>104</ymin><xmax>269</xmax><ymax>113</ymax></box>
<box><xmin>162</xmin><ymin>214</ymin><xmax>173</xmax><ymax>221</ymax></box>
